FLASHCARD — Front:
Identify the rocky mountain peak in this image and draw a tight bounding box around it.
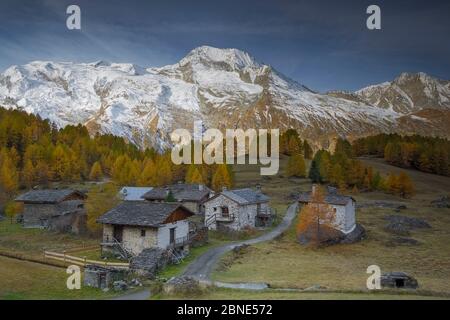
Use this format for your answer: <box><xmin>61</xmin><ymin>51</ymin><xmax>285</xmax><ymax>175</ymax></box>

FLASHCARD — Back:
<box><xmin>180</xmin><ymin>45</ymin><xmax>261</xmax><ymax>70</ymax></box>
<box><xmin>1</xmin><ymin>47</ymin><xmax>449</xmax><ymax>151</ymax></box>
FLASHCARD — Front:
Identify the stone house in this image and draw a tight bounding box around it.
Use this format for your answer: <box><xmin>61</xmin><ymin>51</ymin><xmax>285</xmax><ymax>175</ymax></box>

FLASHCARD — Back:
<box><xmin>203</xmin><ymin>187</ymin><xmax>272</xmax><ymax>231</ymax></box>
<box><xmin>298</xmin><ymin>186</ymin><xmax>356</xmax><ymax>235</ymax></box>
<box><xmin>118</xmin><ymin>186</ymin><xmax>153</xmax><ymax>201</ymax></box>
<box><xmin>141</xmin><ymin>183</ymin><xmax>211</xmax><ymax>214</ymax></box>
<box><xmin>97</xmin><ymin>202</ymin><xmax>194</xmax><ymax>257</ymax></box>
<box><xmin>14</xmin><ymin>189</ymin><xmax>87</xmax><ymax>234</ymax></box>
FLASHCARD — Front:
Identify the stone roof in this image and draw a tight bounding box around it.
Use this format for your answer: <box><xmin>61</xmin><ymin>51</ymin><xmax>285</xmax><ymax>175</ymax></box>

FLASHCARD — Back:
<box><xmin>118</xmin><ymin>187</ymin><xmax>153</xmax><ymax>201</ymax></box>
<box><xmin>15</xmin><ymin>189</ymin><xmax>86</xmax><ymax>204</ymax></box>
<box><xmin>207</xmin><ymin>188</ymin><xmax>270</xmax><ymax>205</ymax></box>
<box><xmin>97</xmin><ymin>201</ymin><xmax>194</xmax><ymax>227</ymax></box>
<box><xmin>298</xmin><ymin>191</ymin><xmax>354</xmax><ymax>206</ymax></box>
<box><xmin>141</xmin><ymin>183</ymin><xmax>211</xmax><ymax>202</ymax></box>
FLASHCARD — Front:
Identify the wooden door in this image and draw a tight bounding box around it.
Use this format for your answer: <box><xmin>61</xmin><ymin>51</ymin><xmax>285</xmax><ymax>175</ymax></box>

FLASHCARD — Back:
<box><xmin>113</xmin><ymin>225</ymin><xmax>123</xmax><ymax>242</ymax></box>
<box><xmin>170</xmin><ymin>227</ymin><xmax>176</xmax><ymax>244</ymax></box>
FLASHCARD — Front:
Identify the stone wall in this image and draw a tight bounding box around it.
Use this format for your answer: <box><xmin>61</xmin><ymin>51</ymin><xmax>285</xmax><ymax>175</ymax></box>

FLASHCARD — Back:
<box><xmin>101</xmin><ymin>224</ymin><xmax>158</xmax><ymax>256</ymax></box>
<box><xmin>83</xmin><ymin>265</ymin><xmax>127</xmax><ymax>289</ymax></box>
<box><xmin>122</xmin><ymin>226</ymin><xmax>158</xmax><ymax>255</ymax></box>
<box><xmin>23</xmin><ymin>203</ymin><xmax>59</xmax><ymax>227</ymax></box>
<box><xmin>102</xmin><ymin>224</ymin><xmax>114</xmax><ymax>242</ymax></box>
<box><xmin>130</xmin><ymin>248</ymin><xmax>171</xmax><ymax>278</ymax></box>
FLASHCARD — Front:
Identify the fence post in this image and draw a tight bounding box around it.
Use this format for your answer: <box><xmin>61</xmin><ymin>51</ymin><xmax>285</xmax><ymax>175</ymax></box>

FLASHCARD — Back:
<box><xmin>63</xmin><ymin>250</ymin><xmax>66</xmax><ymax>263</ymax></box>
<box><xmin>83</xmin><ymin>256</ymin><xmax>87</xmax><ymax>266</ymax></box>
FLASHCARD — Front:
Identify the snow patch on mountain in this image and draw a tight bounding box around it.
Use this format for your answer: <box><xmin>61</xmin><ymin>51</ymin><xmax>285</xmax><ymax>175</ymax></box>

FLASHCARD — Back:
<box><xmin>1</xmin><ymin>46</ymin><xmax>448</xmax><ymax>149</ymax></box>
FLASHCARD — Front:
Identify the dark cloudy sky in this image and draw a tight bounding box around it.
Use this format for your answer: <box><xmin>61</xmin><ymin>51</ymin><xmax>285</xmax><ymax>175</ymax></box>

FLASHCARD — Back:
<box><xmin>0</xmin><ymin>0</ymin><xmax>449</xmax><ymax>92</ymax></box>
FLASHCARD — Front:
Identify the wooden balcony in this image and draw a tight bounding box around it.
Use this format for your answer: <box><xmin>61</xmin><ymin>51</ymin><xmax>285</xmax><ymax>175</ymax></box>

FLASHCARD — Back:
<box><xmin>168</xmin><ymin>235</ymin><xmax>191</xmax><ymax>249</ymax></box>
<box><xmin>215</xmin><ymin>213</ymin><xmax>235</xmax><ymax>222</ymax></box>
<box><xmin>257</xmin><ymin>207</ymin><xmax>275</xmax><ymax>217</ymax></box>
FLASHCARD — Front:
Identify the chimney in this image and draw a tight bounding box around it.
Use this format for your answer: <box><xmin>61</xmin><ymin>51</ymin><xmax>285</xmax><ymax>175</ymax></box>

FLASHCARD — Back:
<box><xmin>199</xmin><ymin>184</ymin><xmax>204</xmax><ymax>191</ymax></box>
<box><xmin>222</xmin><ymin>186</ymin><xmax>227</xmax><ymax>192</ymax></box>
<box><xmin>255</xmin><ymin>183</ymin><xmax>261</xmax><ymax>192</ymax></box>
<box><xmin>312</xmin><ymin>184</ymin><xmax>317</xmax><ymax>195</ymax></box>
<box><xmin>210</xmin><ymin>190</ymin><xmax>215</xmax><ymax>198</ymax></box>
<box><xmin>327</xmin><ymin>186</ymin><xmax>337</xmax><ymax>195</ymax></box>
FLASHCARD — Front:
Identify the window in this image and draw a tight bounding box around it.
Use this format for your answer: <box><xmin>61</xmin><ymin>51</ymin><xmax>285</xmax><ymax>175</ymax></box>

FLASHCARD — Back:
<box><xmin>214</xmin><ymin>207</ymin><xmax>217</xmax><ymax>212</ymax></box>
<box><xmin>221</xmin><ymin>206</ymin><xmax>229</xmax><ymax>217</ymax></box>
<box><xmin>395</xmin><ymin>279</ymin><xmax>405</xmax><ymax>288</ymax></box>
<box><xmin>140</xmin><ymin>229</ymin><xmax>146</xmax><ymax>237</ymax></box>
<box><xmin>77</xmin><ymin>203</ymin><xmax>84</xmax><ymax>209</ymax></box>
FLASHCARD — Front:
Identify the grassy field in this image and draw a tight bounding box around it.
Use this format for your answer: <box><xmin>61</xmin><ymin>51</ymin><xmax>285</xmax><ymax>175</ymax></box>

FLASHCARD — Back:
<box><xmin>2</xmin><ymin>155</ymin><xmax>449</xmax><ymax>299</ymax></box>
<box><xmin>0</xmin><ymin>220</ymin><xmax>99</xmax><ymax>260</ymax></box>
<box><xmin>155</xmin><ymin>287</ymin><xmax>449</xmax><ymax>300</ymax></box>
<box><xmin>0</xmin><ymin>255</ymin><xmax>117</xmax><ymax>300</ymax></box>
<box><xmin>0</xmin><ymin>181</ymin><xmax>127</xmax><ymax>299</ymax></box>
<box><xmin>210</xmin><ymin>156</ymin><xmax>450</xmax><ymax>296</ymax></box>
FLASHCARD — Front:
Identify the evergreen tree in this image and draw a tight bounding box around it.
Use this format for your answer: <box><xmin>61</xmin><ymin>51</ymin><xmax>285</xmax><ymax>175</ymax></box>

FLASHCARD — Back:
<box><xmin>165</xmin><ymin>190</ymin><xmax>177</xmax><ymax>202</ymax></box>
<box><xmin>308</xmin><ymin>158</ymin><xmax>321</xmax><ymax>183</ymax></box>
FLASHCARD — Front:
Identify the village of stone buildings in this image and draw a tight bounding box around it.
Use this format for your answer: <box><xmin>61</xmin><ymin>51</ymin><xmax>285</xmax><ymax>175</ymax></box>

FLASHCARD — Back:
<box><xmin>6</xmin><ymin>176</ymin><xmax>429</xmax><ymax>295</ymax></box>
<box><xmin>1</xmin><ymin>127</ymin><xmax>449</xmax><ymax>299</ymax></box>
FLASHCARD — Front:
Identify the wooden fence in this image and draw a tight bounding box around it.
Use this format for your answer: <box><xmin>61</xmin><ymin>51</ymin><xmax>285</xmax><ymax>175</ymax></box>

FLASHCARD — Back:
<box><xmin>44</xmin><ymin>251</ymin><xmax>130</xmax><ymax>269</ymax></box>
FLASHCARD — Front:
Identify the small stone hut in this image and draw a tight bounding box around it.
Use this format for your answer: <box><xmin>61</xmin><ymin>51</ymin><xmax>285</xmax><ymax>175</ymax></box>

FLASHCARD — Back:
<box><xmin>15</xmin><ymin>189</ymin><xmax>87</xmax><ymax>234</ymax></box>
<box><xmin>381</xmin><ymin>272</ymin><xmax>419</xmax><ymax>289</ymax></box>
<box><xmin>83</xmin><ymin>265</ymin><xmax>127</xmax><ymax>289</ymax></box>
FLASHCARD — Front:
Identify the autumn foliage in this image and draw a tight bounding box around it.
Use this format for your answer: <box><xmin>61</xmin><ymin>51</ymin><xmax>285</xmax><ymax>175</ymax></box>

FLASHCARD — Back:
<box><xmin>285</xmin><ymin>153</ymin><xmax>306</xmax><ymax>178</ymax></box>
<box><xmin>0</xmin><ymin>107</ymin><xmax>234</xmax><ymax>209</ymax></box>
<box><xmin>296</xmin><ymin>186</ymin><xmax>341</xmax><ymax>247</ymax></box>
<box><xmin>353</xmin><ymin>133</ymin><xmax>450</xmax><ymax>176</ymax></box>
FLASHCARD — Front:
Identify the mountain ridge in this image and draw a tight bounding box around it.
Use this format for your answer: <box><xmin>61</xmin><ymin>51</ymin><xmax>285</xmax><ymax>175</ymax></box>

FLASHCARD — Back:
<box><xmin>1</xmin><ymin>46</ymin><xmax>449</xmax><ymax>150</ymax></box>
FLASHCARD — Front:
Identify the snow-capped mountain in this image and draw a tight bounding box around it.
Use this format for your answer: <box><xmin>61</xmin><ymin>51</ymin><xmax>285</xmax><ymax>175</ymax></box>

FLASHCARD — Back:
<box><xmin>356</xmin><ymin>72</ymin><xmax>450</xmax><ymax>113</ymax></box>
<box><xmin>0</xmin><ymin>46</ymin><xmax>449</xmax><ymax>150</ymax></box>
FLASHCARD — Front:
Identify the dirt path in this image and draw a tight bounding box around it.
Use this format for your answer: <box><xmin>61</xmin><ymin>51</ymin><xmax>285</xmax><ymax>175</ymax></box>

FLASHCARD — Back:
<box><xmin>111</xmin><ymin>289</ymin><xmax>151</xmax><ymax>300</ymax></box>
<box><xmin>182</xmin><ymin>202</ymin><xmax>298</xmax><ymax>281</ymax></box>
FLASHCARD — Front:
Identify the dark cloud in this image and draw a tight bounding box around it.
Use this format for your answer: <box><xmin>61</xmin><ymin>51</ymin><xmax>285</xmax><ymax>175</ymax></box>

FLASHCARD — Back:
<box><xmin>0</xmin><ymin>0</ymin><xmax>448</xmax><ymax>91</ymax></box>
